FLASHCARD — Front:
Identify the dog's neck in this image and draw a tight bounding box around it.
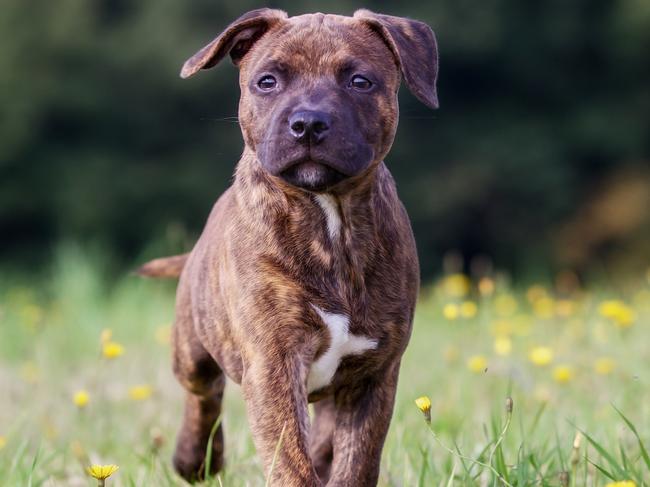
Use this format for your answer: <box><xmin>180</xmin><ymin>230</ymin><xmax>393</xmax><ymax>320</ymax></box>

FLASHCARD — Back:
<box><xmin>233</xmin><ymin>148</ymin><xmax>393</xmax><ymax>230</ymax></box>
<box><xmin>232</xmin><ymin>148</ymin><xmax>401</xmax><ymax>288</ymax></box>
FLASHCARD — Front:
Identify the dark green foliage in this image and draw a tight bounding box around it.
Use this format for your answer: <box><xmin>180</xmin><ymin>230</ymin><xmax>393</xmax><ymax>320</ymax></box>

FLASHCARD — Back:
<box><xmin>1</xmin><ymin>1</ymin><xmax>648</xmax><ymax>276</ymax></box>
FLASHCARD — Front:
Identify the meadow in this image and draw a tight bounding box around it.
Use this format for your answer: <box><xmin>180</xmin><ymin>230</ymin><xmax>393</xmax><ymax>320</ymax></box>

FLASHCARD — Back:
<box><xmin>1</xmin><ymin>246</ymin><xmax>648</xmax><ymax>486</ymax></box>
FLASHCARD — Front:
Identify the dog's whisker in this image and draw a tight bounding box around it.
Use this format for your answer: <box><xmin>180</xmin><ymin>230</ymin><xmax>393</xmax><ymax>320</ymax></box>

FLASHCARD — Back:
<box><xmin>200</xmin><ymin>116</ymin><xmax>241</xmax><ymax>124</ymax></box>
<box><xmin>400</xmin><ymin>115</ymin><xmax>439</xmax><ymax>120</ymax></box>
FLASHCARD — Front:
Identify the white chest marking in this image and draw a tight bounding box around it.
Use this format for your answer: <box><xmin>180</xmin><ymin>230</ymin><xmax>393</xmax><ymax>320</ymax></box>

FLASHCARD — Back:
<box><xmin>314</xmin><ymin>194</ymin><xmax>342</xmax><ymax>240</ymax></box>
<box><xmin>307</xmin><ymin>305</ymin><xmax>378</xmax><ymax>393</ymax></box>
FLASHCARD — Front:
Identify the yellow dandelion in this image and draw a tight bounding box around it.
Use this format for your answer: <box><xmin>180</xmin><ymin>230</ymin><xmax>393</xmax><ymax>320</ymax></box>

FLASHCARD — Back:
<box><xmin>128</xmin><ymin>384</ymin><xmax>153</xmax><ymax>401</ymax></box>
<box><xmin>73</xmin><ymin>390</ymin><xmax>90</xmax><ymax>408</ymax></box>
<box><xmin>599</xmin><ymin>300</ymin><xmax>622</xmax><ymax>318</ymax></box>
<box><xmin>533</xmin><ymin>297</ymin><xmax>555</xmax><ymax>319</ymax></box>
<box><xmin>494</xmin><ymin>336</ymin><xmax>512</xmax><ymax>356</ymax></box>
<box><xmin>478</xmin><ymin>277</ymin><xmax>495</xmax><ymax>296</ymax></box>
<box><xmin>100</xmin><ymin>328</ymin><xmax>112</xmax><ymax>344</ymax></box>
<box><xmin>443</xmin><ymin>273</ymin><xmax>471</xmax><ymax>298</ymax></box>
<box><xmin>414</xmin><ymin>396</ymin><xmax>432</xmax><ymax>423</ymax></box>
<box><xmin>155</xmin><ymin>324</ymin><xmax>172</xmax><ymax>345</ymax></box>
<box><xmin>494</xmin><ymin>294</ymin><xmax>518</xmax><ymax>317</ymax></box>
<box><xmin>599</xmin><ymin>300</ymin><xmax>635</xmax><ymax>328</ymax></box>
<box><xmin>467</xmin><ymin>355</ymin><xmax>488</xmax><ymax>373</ymax></box>
<box><xmin>102</xmin><ymin>341</ymin><xmax>125</xmax><ymax>359</ymax></box>
<box><xmin>594</xmin><ymin>357</ymin><xmax>616</xmax><ymax>375</ymax></box>
<box><xmin>87</xmin><ymin>464</ymin><xmax>119</xmax><ymax>482</ymax></box>
<box><xmin>415</xmin><ymin>396</ymin><xmax>431</xmax><ymax>411</ymax></box>
<box><xmin>529</xmin><ymin>346</ymin><xmax>554</xmax><ymax>366</ymax></box>
<box><xmin>0</xmin><ymin>435</ymin><xmax>6</xmax><ymax>450</ymax></box>
<box><xmin>553</xmin><ymin>365</ymin><xmax>574</xmax><ymax>384</ymax></box>
<box><xmin>604</xmin><ymin>482</ymin><xmax>636</xmax><ymax>487</ymax></box>
<box><xmin>612</xmin><ymin>307</ymin><xmax>635</xmax><ymax>328</ymax></box>
<box><xmin>460</xmin><ymin>301</ymin><xmax>478</xmax><ymax>318</ymax></box>
<box><xmin>442</xmin><ymin>303</ymin><xmax>460</xmax><ymax>321</ymax></box>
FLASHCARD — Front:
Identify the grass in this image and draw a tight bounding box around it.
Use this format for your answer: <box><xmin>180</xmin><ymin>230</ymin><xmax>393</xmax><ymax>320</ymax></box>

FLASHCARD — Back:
<box><xmin>0</xmin><ymin>245</ymin><xmax>649</xmax><ymax>486</ymax></box>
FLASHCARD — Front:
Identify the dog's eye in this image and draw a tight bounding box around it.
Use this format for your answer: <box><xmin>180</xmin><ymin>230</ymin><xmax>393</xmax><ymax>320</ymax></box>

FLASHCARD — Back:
<box><xmin>257</xmin><ymin>75</ymin><xmax>277</xmax><ymax>91</ymax></box>
<box><xmin>349</xmin><ymin>75</ymin><xmax>373</xmax><ymax>91</ymax></box>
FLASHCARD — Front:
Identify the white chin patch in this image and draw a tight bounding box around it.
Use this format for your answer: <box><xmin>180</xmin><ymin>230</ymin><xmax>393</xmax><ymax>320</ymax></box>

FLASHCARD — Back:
<box><xmin>307</xmin><ymin>305</ymin><xmax>377</xmax><ymax>393</ymax></box>
<box><xmin>301</xmin><ymin>163</ymin><xmax>323</xmax><ymax>184</ymax></box>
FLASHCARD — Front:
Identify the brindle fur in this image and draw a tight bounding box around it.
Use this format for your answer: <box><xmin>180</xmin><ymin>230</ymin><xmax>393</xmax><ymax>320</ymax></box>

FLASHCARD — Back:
<box><xmin>139</xmin><ymin>9</ymin><xmax>438</xmax><ymax>486</ymax></box>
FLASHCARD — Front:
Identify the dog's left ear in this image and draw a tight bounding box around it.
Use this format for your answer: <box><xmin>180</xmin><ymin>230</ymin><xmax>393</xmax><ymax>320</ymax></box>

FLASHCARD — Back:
<box><xmin>354</xmin><ymin>10</ymin><xmax>439</xmax><ymax>109</ymax></box>
<box><xmin>180</xmin><ymin>8</ymin><xmax>288</xmax><ymax>79</ymax></box>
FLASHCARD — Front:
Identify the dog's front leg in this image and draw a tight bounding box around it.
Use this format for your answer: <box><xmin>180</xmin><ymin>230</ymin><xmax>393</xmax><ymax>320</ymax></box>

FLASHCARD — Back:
<box><xmin>327</xmin><ymin>361</ymin><xmax>401</xmax><ymax>487</ymax></box>
<box><xmin>242</xmin><ymin>349</ymin><xmax>321</xmax><ymax>487</ymax></box>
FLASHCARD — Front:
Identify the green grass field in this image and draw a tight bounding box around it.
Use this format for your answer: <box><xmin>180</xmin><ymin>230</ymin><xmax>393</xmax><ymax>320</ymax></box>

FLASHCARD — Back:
<box><xmin>1</xmin><ymin>247</ymin><xmax>649</xmax><ymax>486</ymax></box>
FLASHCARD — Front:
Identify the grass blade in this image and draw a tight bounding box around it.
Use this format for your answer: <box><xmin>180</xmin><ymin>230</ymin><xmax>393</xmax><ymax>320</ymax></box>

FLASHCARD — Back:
<box><xmin>265</xmin><ymin>422</ymin><xmax>287</xmax><ymax>487</ymax></box>
<box><xmin>445</xmin><ymin>461</ymin><xmax>457</xmax><ymax>487</ymax></box>
<box><xmin>417</xmin><ymin>446</ymin><xmax>430</xmax><ymax>487</ymax></box>
<box><xmin>204</xmin><ymin>414</ymin><xmax>223</xmax><ymax>481</ymax></box>
<box><xmin>586</xmin><ymin>458</ymin><xmax>616</xmax><ymax>480</ymax></box>
<box><xmin>612</xmin><ymin>404</ymin><xmax>650</xmax><ymax>472</ymax></box>
<box><xmin>575</xmin><ymin>426</ymin><xmax>626</xmax><ymax>479</ymax></box>
<box><xmin>27</xmin><ymin>443</ymin><xmax>41</xmax><ymax>487</ymax></box>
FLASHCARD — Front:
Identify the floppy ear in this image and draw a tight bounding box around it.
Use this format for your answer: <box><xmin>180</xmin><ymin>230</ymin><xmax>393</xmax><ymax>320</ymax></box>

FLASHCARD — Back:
<box><xmin>180</xmin><ymin>8</ymin><xmax>287</xmax><ymax>79</ymax></box>
<box><xmin>354</xmin><ymin>9</ymin><xmax>439</xmax><ymax>109</ymax></box>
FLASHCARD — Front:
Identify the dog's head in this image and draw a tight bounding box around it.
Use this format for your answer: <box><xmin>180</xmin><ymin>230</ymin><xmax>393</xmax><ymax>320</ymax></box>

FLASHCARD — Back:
<box><xmin>181</xmin><ymin>9</ymin><xmax>439</xmax><ymax>192</ymax></box>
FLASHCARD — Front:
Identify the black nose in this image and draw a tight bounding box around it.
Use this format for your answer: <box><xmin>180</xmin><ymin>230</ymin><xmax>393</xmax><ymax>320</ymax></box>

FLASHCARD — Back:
<box><xmin>288</xmin><ymin>110</ymin><xmax>331</xmax><ymax>144</ymax></box>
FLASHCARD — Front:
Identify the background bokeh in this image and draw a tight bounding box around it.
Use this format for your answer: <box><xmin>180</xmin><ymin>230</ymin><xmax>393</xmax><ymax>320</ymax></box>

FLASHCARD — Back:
<box><xmin>1</xmin><ymin>0</ymin><xmax>649</xmax><ymax>279</ymax></box>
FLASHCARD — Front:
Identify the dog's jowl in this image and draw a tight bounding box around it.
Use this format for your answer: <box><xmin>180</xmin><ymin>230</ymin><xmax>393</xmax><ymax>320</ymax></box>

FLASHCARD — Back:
<box><xmin>139</xmin><ymin>9</ymin><xmax>438</xmax><ymax>486</ymax></box>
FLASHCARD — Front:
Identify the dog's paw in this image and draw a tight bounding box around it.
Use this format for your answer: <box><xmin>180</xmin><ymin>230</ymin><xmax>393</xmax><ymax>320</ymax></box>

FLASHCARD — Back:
<box><xmin>172</xmin><ymin>432</ymin><xmax>224</xmax><ymax>483</ymax></box>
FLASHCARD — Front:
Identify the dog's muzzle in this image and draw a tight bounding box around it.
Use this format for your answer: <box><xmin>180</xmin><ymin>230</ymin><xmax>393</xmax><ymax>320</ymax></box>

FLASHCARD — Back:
<box><xmin>258</xmin><ymin>107</ymin><xmax>373</xmax><ymax>192</ymax></box>
<box><xmin>277</xmin><ymin>109</ymin><xmax>350</xmax><ymax>191</ymax></box>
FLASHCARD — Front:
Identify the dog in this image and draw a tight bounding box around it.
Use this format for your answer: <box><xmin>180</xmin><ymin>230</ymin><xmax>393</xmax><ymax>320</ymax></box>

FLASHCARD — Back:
<box><xmin>138</xmin><ymin>8</ymin><xmax>438</xmax><ymax>486</ymax></box>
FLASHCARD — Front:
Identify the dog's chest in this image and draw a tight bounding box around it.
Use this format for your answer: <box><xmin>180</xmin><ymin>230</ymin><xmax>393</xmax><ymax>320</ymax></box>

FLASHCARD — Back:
<box><xmin>307</xmin><ymin>306</ymin><xmax>377</xmax><ymax>393</ymax></box>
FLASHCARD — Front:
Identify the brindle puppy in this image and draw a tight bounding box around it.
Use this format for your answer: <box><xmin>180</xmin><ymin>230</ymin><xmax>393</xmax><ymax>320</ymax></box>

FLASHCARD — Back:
<box><xmin>139</xmin><ymin>8</ymin><xmax>438</xmax><ymax>486</ymax></box>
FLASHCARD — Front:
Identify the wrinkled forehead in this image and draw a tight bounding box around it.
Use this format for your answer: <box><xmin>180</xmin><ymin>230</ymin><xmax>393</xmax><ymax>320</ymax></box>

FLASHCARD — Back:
<box><xmin>242</xmin><ymin>13</ymin><xmax>398</xmax><ymax>77</ymax></box>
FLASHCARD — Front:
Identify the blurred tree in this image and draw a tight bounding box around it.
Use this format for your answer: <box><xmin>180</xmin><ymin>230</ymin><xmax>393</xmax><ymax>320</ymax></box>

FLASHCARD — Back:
<box><xmin>1</xmin><ymin>0</ymin><xmax>648</xmax><ymax>277</ymax></box>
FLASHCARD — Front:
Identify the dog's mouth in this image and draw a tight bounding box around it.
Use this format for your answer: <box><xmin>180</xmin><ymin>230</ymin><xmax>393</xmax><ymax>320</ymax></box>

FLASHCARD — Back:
<box><xmin>279</xmin><ymin>158</ymin><xmax>348</xmax><ymax>192</ymax></box>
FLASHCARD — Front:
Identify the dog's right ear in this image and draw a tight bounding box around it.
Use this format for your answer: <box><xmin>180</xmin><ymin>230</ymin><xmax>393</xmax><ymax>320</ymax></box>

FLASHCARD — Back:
<box><xmin>180</xmin><ymin>8</ymin><xmax>287</xmax><ymax>79</ymax></box>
